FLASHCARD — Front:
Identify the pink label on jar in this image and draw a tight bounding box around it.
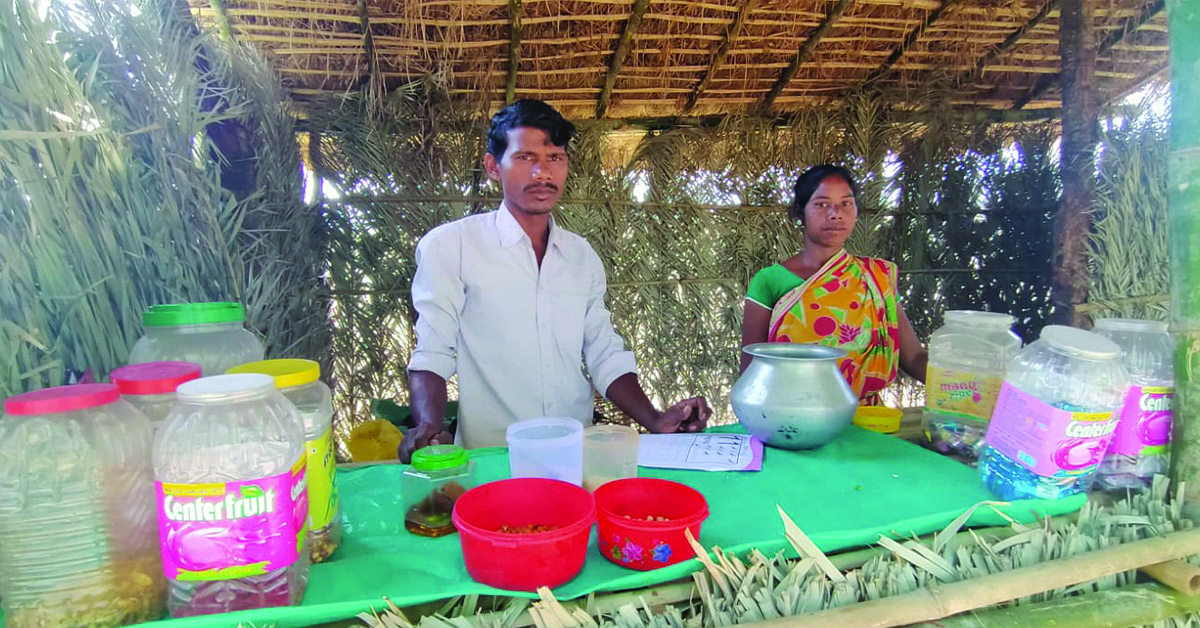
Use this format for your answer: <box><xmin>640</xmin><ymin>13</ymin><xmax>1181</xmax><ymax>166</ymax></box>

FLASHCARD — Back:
<box><xmin>1108</xmin><ymin>386</ymin><xmax>1173</xmax><ymax>456</ymax></box>
<box><xmin>985</xmin><ymin>382</ymin><xmax>1119</xmax><ymax>477</ymax></box>
<box><xmin>156</xmin><ymin>456</ymin><xmax>308</xmax><ymax>581</ymax></box>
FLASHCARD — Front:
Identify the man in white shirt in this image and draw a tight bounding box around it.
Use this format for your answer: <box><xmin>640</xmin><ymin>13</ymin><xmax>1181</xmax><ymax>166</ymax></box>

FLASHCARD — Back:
<box><xmin>401</xmin><ymin>99</ymin><xmax>711</xmax><ymax>460</ymax></box>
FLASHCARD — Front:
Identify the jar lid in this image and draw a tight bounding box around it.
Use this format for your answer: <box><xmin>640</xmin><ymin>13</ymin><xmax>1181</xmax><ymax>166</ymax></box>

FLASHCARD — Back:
<box><xmin>226</xmin><ymin>359</ymin><xmax>320</xmax><ymax>389</ymax></box>
<box><xmin>4</xmin><ymin>384</ymin><xmax>121</xmax><ymax>416</ymax></box>
<box><xmin>945</xmin><ymin>310</ymin><xmax>1015</xmax><ymax>328</ymax></box>
<box><xmin>853</xmin><ymin>406</ymin><xmax>902</xmax><ymax>433</ymax></box>
<box><xmin>411</xmin><ymin>444</ymin><xmax>468</xmax><ymax>471</ymax></box>
<box><xmin>143</xmin><ymin>302</ymin><xmax>246</xmax><ymax>327</ymax></box>
<box><xmin>1093</xmin><ymin>318</ymin><xmax>1169</xmax><ymax>334</ymax></box>
<box><xmin>1040</xmin><ymin>325</ymin><xmax>1121</xmax><ymax>361</ymax></box>
<box><xmin>110</xmin><ymin>361</ymin><xmax>202</xmax><ymax>395</ymax></box>
<box><xmin>176</xmin><ymin>373</ymin><xmax>275</xmax><ymax>403</ymax></box>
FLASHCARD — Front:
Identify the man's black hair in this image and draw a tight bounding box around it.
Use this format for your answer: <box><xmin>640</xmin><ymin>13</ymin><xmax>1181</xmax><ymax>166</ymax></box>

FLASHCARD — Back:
<box><xmin>487</xmin><ymin>99</ymin><xmax>576</xmax><ymax>158</ymax></box>
<box><xmin>788</xmin><ymin>164</ymin><xmax>861</xmax><ymax>226</ymax></box>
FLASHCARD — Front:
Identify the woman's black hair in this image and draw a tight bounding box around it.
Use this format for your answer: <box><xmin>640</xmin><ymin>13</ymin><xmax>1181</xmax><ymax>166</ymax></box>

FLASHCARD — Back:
<box><xmin>487</xmin><ymin>99</ymin><xmax>576</xmax><ymax>158</ymax></box>
<box><xmin>788</xmin><ymin>164</ymin><xmax>860</xmax><ymax>226</ymax></box>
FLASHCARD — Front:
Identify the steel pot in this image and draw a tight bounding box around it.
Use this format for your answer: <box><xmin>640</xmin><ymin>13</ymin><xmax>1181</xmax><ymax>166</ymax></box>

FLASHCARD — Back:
<box><xmin>731</xmin><ymin>343</ymin><xmax>858</xmax><ymax>450</ymax></box>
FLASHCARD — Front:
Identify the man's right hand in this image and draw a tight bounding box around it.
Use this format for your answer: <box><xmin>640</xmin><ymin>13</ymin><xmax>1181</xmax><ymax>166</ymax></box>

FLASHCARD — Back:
<box><xmin>398</xmin><ymin>422</ymin><xmax>454</xmax><ymax>463</ymax></box>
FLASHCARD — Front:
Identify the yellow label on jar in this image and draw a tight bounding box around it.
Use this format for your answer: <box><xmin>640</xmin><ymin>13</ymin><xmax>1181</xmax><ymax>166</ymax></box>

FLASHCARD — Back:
<box><xmin>306</xmin><ymin>427</ymin><xmax>339</xmax><ymax>530</ymax></box>
<box><xmin>925</xmin><ymin>368</ymin><xmax>1004</xmax><ymax>423</ymax></box>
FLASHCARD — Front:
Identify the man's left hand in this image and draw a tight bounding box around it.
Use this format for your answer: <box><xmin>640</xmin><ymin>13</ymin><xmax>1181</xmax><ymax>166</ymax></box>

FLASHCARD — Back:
<box><xmin>648</xmin><ymin>397</ymin><xmax>712</xmax><ymax>434</ymax></box>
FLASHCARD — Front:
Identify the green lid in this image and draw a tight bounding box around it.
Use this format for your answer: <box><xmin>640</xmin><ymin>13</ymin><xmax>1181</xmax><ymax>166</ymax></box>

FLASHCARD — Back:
<box><xmin>143</xmin><ymin>302</ymin><xmax>246</xmax><ymax>327</ymax></box>
<box><xmin>411</xmin><ymin>444</ymin><xmax>468</xmax><ymax>471</ymax></box>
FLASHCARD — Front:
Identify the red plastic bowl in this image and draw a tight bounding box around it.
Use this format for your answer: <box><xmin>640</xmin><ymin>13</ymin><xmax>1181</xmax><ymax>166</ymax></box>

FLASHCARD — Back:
<box><xmin>594</xmin><ymin>478</ymin><xmax>709</xmax><ymax>571</ymax></box>
<box><xmin>452</xmin><ymin>478</ymin><xmax>596</xmax><ymax>591</ymax></box>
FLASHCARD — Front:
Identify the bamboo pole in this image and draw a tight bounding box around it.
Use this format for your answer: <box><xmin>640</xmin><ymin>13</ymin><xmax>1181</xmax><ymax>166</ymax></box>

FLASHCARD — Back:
<box><xmin>1168</xmin><ymin>0</ymin><xmax>1200</xmax><ymax>522</ymax></box>
<box><xmin>912</xmin><ymin>583</ymin><xmax>1200</xmax><ymax>628</ymax></box>
<box><xmin>761</xmin><ymin>0</ymin><xmax>853</xmax><ymax>111</ymax></box>
<box><xmin>685</xmin><ymin>0</ymin><xmax>759</xmax><ymax>112</ymax></box>
<box><xmin>595</xmin><ymin>0</ymin><xmax>652</xmax><ymax>119</ymax></box>
<box><xmin>735</xmin><ymin>526</ymin><xmax>1200</xmax><ymax>628</ymax></box>
<box><xmin>1140</xmin><ymin>559</ymin><xmax>1200</xmax><ymax>595</ymax></box>
<box><xmin>1051</xmin><ymin>0</ymin><xmax>1097</xmax><ymax>328</ymax></box>
<box><xmin>208</xmin><ymin>0</ymin><xmax>233</xmax><ymax>42</ymax></box>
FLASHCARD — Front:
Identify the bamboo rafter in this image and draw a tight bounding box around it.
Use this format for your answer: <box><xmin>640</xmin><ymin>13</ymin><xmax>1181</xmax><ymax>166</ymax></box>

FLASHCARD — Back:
<box><xmin>761</xmin><ymin>0</ymin><xmax>854</xmax><ymax>111</ymax></box>
<box><xmin>861</xmin><ymin>0</ymin><xmax>961</xmax><ymax>87</ymax></box>
<box><xmin>1013</xmin><ymin>0</ymin><xmax>1166</xmax><ymax>108</ymax></box>
<box><xmin>958</xmin><ymin>0</ymin><xmax>1061</xmax><ymax>89</ymax></box>
<box><xmin>596</xmin><ymin>0</ymin><xmax>652</xmax><ymax>119</ymax></box>
<box><xmin>685</xmin><ymin>0</ymin><xmax>759</xmax><ymax>112</ymax></box>
<box><xmin>506</xmin><ymin>0</ymin><xmax>522</xmax><ymax>104</ymax></box>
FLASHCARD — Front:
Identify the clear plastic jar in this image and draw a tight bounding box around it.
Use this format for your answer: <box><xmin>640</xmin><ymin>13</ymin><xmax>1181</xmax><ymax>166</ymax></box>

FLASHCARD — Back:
<box><xmin>154</xmin><ymin>374</ymin><xmax>309</xmax><ymax>617</ymax></box>
<box><xmin>1091</xmin><ymin>319</ymin><xmax>1174</xmax><ymax>492</ymax></box>
<box><xmin>402</xmin><ymin>445</ymin><xmax>475</xmax><ymax>537</ymax></box>
<box><xmin>0</xmin><ymin>384</ymin><xmax>164</xmax><ymax>628</ymax></box>
<box><xmin>129</xmin><ymin>302</ymin><xmax>264</xmax><ymax>376</ymax></box>
<box><xmin>109</xmin><ymin>361</ymin><xmax>202</xmax><ymax>432</ymax></box>
<box><xmin>923</xmin><ymin>311</ymin><xmax>1022</xmax><ymax>461</ymax></box>
<box><xmin>979</xmin><ymin>326</ymin><xmax>1129</xmax><ymax>501</ymax></box>
<box><xmin>227</xmin><ymin>359</ymin><xmax>342</xmax><ymax>562</ymax></box>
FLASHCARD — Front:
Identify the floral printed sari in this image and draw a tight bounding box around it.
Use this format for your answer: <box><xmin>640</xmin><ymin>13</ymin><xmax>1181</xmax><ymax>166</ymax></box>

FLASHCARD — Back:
<box><xmin>767</xmin><ymin>251</ymin><xmax>900</xmax><ymax>404</ymax></box>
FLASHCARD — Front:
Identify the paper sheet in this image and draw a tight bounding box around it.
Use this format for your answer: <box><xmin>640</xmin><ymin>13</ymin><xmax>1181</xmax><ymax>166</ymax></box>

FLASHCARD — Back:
<box><xmin>637</xmin><ymin>433</ymin><xmax>764</xmax><ymax>471</ymax></box>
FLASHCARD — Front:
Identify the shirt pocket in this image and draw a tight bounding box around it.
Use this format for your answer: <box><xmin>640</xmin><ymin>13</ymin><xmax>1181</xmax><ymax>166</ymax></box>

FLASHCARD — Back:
<box><xmin>551</xmin><ymin>289</ymin><xmax>589</xmax><ymax>357</ymax></box>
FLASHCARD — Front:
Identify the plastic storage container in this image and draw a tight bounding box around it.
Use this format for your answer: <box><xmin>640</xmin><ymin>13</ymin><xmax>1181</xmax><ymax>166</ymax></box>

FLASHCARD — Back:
<box><xmin>129</xmin><ymin>302</ymin><xmax>264</xmax><ymax>376</ymax></box>
<box><xmin>452</xmin><ymin>478</ymin><xmax>596</xmax><ymax>591</ymax></box>
<box><xmin>402</xmin><ymin>445</ymin><xmax>475</xmax><ymax>537</ymax></box>
<box><xmin>227</xmin><ymin>359</ymin><xmax>342</xmax><ymax>562</ymax></box>
<box><xmin>154</xmin><ymin>374</ymin><xmax>309</xmax><ymax>617</ymax></box>
<box><xmin>507</xmin><ymin>418</ymin><xmax>584</xmax><ymax>486</ymax></box>
<box><xmin>924</xmin><ymin>311</ymin><xmax>1023</xmax><ymax>460</ymax></box>
<box><xmin>1091</xmin><ymin>319</ymin><xmax>1175</xmax><ymax>492</ymax></box>
<box><xmin>594</xmin><ymin>478</ymin><xmax>709</xmax><ymax>571</ymax></box>
<box><xmin>0</xmin><ymin>384</ymin><xmax>164</xmax><ymax>628</ymax></box>
<box><xmin>110</xmin><ymin>361</ymin><xmax>202</xmax><ymax>432</ymax></box>
<box><xmin>583</xmin><ymin>425</ymin><xmax>640</xmax><ymax>492</ymax></box>
<box><xmin>979</xmin><ymin>326</ymin><xmax>1129</xmax><ymax>501</ymax></box>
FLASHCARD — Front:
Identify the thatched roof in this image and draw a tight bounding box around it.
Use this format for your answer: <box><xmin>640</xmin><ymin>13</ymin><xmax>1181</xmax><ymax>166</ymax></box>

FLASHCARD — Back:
<box><xmin>189</xmin><ymin>0</ymin><xmax>1168</xmax><ymax>120</ymax></box>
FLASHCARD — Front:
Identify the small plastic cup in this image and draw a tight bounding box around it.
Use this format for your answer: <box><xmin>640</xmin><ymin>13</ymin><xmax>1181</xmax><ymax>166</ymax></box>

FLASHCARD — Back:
<box><xmin>506</xmin><ymin>418</ymin><xmax>584</xmax><ymax>486</ymax></box>
<box><xmin>583</xmin><ymin>425</ymin><xmax>640</xmax><ymax>492</ymax></box>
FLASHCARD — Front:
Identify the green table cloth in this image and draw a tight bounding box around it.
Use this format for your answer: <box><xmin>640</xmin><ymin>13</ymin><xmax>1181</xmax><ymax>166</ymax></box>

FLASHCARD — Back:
<box><xmin>13</xmin><ymin>426</ymin><xmax>1087</xmax><ymax>628</ymax></box>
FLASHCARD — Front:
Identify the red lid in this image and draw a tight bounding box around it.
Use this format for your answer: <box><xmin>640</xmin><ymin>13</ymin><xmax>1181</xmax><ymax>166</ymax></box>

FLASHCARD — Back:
<box><xmin>110</xmin><ymin>362</ymin><xmax>203</xmax><ymax>396</ymax></box>
<box><xmin>4</xmin><ymin>384</ymin><xmax>121</xmax><ymax>416</ymax></box>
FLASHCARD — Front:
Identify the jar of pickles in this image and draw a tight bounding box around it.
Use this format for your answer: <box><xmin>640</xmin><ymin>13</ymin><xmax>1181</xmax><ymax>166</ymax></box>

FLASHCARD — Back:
<box><xmin>402</xmin><ymin>445</ymin><xmax>474</xmax><ymax>537</ymax></box>
<box><xmin>227</xmin><ymin>359</ymin><xmax>342</xmax><ymax>562</ymax></box>
<box><xmin>0</xmin><ymin>384</ymin><xmax>164</xmax><ymax>628</ymax></box>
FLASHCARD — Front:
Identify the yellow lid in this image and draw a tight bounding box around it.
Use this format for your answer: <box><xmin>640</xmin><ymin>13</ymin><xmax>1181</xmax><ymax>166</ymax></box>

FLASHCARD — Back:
<box><xmin>853</xmin><ymin>406</ymin><xmax>902</xmax><ymax>433</ymax></box>
<box><xmin>227</xmin><ymin>359</ymin><xmax>320</xmax><ymax>389</ymax></box>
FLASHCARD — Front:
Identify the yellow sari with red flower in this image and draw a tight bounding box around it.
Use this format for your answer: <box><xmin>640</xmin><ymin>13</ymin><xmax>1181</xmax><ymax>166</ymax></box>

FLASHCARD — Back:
<box><xmin>767</xmin><ymin>251</ymin><xmax>900</xmax><ymax>404</ymax></box>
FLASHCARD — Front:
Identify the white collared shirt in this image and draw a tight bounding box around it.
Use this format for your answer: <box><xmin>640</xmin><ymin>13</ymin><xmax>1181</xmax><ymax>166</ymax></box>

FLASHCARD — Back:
<box><xmin>408</xmin><ymin>204</ymin><xmax>638</xmax><ymax>448</ymax></box>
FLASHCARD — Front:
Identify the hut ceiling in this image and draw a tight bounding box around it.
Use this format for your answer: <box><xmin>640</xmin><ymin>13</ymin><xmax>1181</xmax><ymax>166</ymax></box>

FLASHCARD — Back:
<box><xmin>188</xmin><ymin>0</ymin><xmax>1169</xmax><ymax>119</ymax></box>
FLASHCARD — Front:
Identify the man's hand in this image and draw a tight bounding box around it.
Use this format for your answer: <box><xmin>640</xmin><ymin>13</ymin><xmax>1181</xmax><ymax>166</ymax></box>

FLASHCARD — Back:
<box><xmin>647</xmin><ymin>397</ymin><xmax>712</xmax><ymax>434</ymax></box>
<box><xmin>398</xmin><ymin>422</ymin><xmax>454</xmax><ymax>463</ymax></box>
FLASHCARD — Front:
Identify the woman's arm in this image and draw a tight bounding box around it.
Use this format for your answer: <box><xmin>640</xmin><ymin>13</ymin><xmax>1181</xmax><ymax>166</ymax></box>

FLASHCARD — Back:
<box><xmin>740</xmin><ymin>301</ymin><xmax>771</xmax><ymax>374</ymax></box>
<box><xmin>897</xmin><ymin>303</ymin><xmax>928</xmax><ymax>382</ymax></box>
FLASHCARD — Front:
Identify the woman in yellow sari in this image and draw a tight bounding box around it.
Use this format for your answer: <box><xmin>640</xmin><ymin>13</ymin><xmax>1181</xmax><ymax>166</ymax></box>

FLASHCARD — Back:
<box><xmin>741</xmin><ymin>165</ymin><xmax>927</xmax><ymax>404</ymax></box>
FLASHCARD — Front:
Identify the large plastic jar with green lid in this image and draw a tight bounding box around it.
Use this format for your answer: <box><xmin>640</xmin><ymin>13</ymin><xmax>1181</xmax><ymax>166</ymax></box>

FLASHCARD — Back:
<box><xmin>128</xmin><ymin>302</ymin><xmax>264</xmax><ymax>376</ymax></box>
<box><xmin>227</xmin><ymin>359</ymin><xmax>341</xmax><ymax>562</ymax></box>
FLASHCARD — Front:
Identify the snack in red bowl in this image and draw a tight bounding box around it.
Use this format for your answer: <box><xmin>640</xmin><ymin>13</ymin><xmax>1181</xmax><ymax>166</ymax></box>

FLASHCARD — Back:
<box><xmin>593</xmin><ymin>478</ymin><xmax>708</xmax><ymax>571</ymax></box>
